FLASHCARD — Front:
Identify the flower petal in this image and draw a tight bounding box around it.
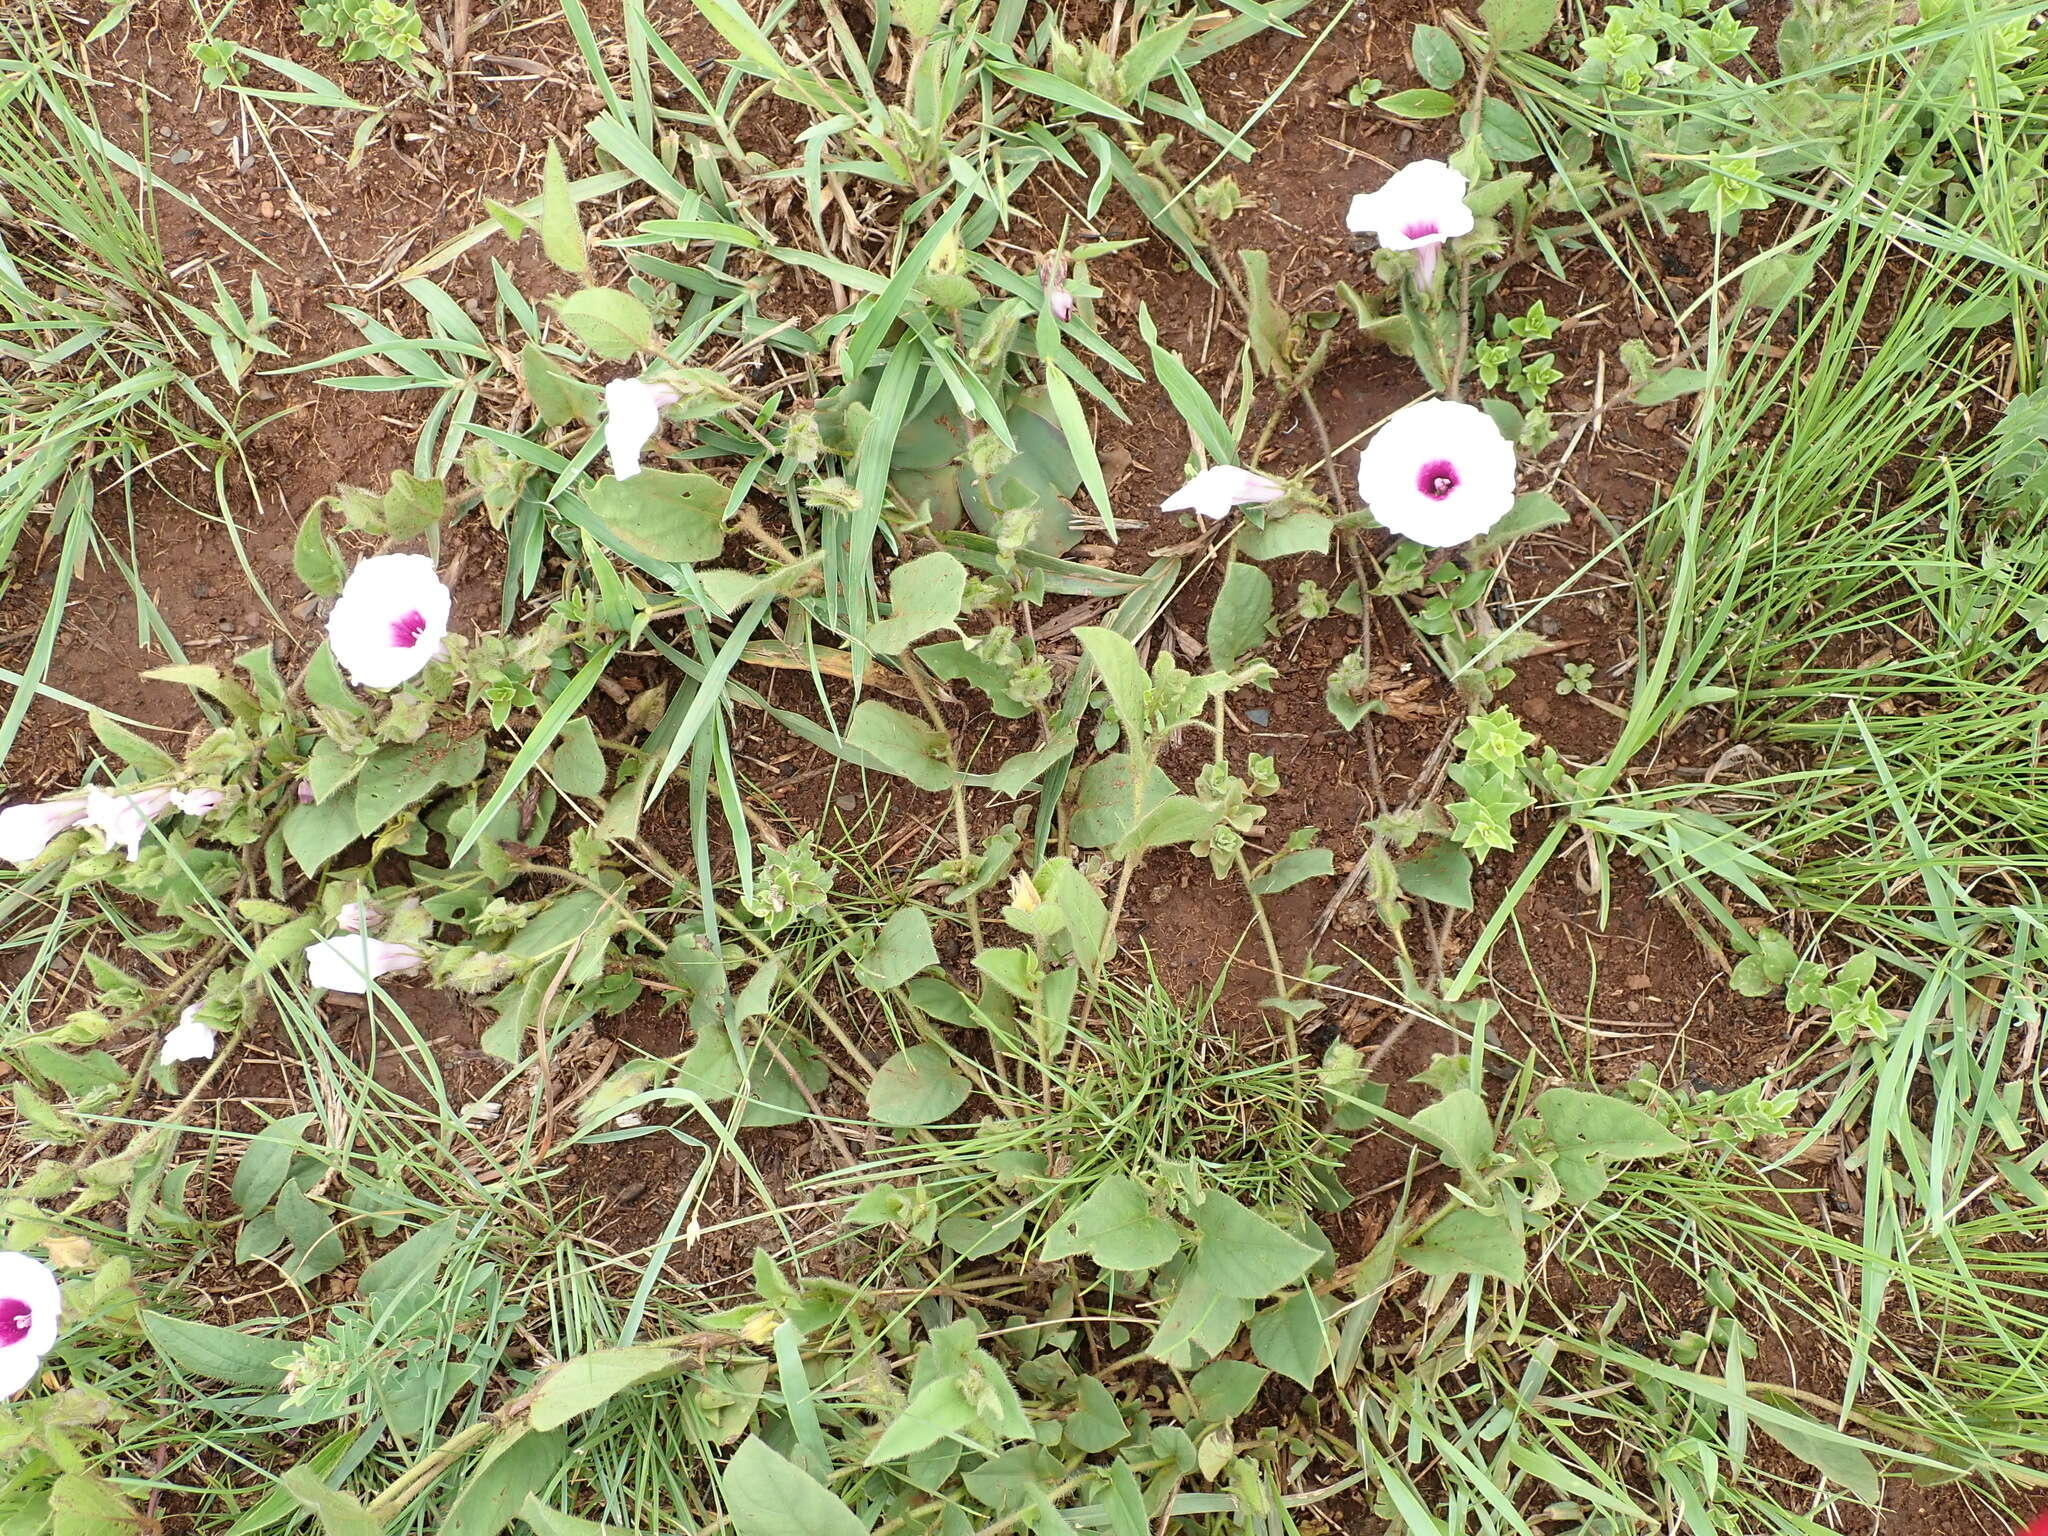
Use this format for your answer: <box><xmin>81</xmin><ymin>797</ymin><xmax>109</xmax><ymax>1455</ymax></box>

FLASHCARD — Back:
<box><xmin>0</xmin><ymin>799</ymin><xmax>88</xmax><ymax>866</ymax></box>
<box><xmin>159</xmin><ymin>1015</ymin><xmax>218</xmax><ymax>1065</ymax></box>
<box><xmin>172</xmin><ymin>788</ymin><xmax>225</xmax><ymax>817</ymax></box>
<box><xmin>0</xmin><ymin>1251</ymin><xmax>62</xmax><ymax>1381</ymax></box>
<box><xmin>1347</xmin><ymin>160</ymin><xmax>1475</xmax><ymax>252</ymax></box>
<box><xmin>1356</xmin><ymin>399</ymin><xmax>1517</xmax><ymax>548</ymax></box>
<box><xmin>1161</xmin><ymin>465</ymin><xmax>1287</xmax><ymax>522</ymax></box>
<box><xmin>326</xmin><ymin>555</ymin><xmax>452</xmax><ymax>691</ymax></box>
<box><xmin>603</xmin><ymin>379</ymin><xmax>666</xmax><ymax>481</ymax></box>
<box><xmin>82</xmin><ymin>787</ymin><xmax>176</xmax><ymax>863</ymax></box>
<box><xmin>304</xmin><ymin>935</ymin><xmax>424</xmax><ymax>994</ymax></box>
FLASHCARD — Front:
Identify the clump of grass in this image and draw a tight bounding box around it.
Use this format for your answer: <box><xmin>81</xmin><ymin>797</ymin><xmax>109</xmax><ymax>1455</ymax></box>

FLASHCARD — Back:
<box><xmin>835</xmin><ymin>968</ymin><xmax>1349</xmax><ymax>1227</ymax></box>
<box><xmin>0</xmin><ymin>18</ymin><xmax>248</xmax><ymax>762</ymax></box>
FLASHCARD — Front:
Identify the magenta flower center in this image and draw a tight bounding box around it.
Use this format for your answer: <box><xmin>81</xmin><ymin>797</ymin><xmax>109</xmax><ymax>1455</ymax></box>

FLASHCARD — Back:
<box><xmin>1417</xmin><ymin>459</ymin><xmax>1460</xmax><ymax>500</ymax></box>
<box><xmin>0</xmin><ymin>1298</ymin><xmax>33</xmax><ymax>1347</ymax></box>
<box><xmin>1402</xmin><ymin>220</ymin><xmax>1441</xmax><ymax>241</ymax></box>
<box><xmin>389</xmin><ymin>610</ymin><xmax>429</xmax><ymax>649</ymax></box>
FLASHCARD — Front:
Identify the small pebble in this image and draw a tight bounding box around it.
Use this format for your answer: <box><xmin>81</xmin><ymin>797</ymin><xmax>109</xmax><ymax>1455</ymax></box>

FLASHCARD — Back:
<box><xmin>168</xmin><ymin>148</ymin><xmax>192</xmax><ymax>164</ymax></box>
<box><xmin>835</xmin><ymin>793</ymin><xmax>857</xmax><ymax>812</ymax></box>
<box><xmin>1246</xmin><ymin>708</ymin><xmax>1271</xmax><ymax>727</ymax></box>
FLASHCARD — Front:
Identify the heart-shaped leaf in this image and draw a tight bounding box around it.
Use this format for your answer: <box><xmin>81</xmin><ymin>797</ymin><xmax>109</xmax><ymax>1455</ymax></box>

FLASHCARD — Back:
<box><xmin>867</xmin><ymin>1043</ymin><xmax>970</xmax><ymax>1127</ymax></box>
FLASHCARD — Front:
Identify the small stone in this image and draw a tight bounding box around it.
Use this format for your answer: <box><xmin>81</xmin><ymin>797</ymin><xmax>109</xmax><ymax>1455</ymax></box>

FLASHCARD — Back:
<box><xmin>1626</xmin><ymin>974</ymin><xmax>1653</xmax><ymax>991</ymax></box>
<box><xmin>835</xmin><ymin>793</ymin><xmax>857</xmax><ymax>813</ymax></box>
<box><xmin>1150</xmin><ymin>885</ymin><xmax>1170</xmax><ymax>904</ymax></box>
<box><xmin>1246</xmin><ymin>708</ymin><xmax>1271</xmax><ymax>727</ymax></box>
<box><xmin>258</xmin><ymin>199</ymin><xmax>276</xmax><ymax>219</ymax></box>
<box><xmin>207</xmin><ymin>118</ymin><xmax>228</xmax><ymax>135</ymax></box>
<box><xmin>168</xmin><ymin>148</ymin><xmax>192</xmax><ymax>165</ymax></box>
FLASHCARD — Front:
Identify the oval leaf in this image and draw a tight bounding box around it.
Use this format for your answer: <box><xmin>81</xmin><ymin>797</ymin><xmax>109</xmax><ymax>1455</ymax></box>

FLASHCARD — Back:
<box><xmin>1377</xmin><ymin>87</ymin><xmax>1459</xmax><ymax>120</ymax></box>
<box><xmin>141</xmin><ymin>1311</ymin><xmax>288</xmax><ymax>1389</ymax></box>
<box><xmin>722</xmin><ymin>1436</ymin><xmax>871</xmax><ymax>1536</ymax></box>
<box><xmin>586</xmin><ymin>471</ymin><xmax>727</xmax><ymax>564</ymax></box>
<box><xmin>555</xmin><ymin>287</ymin><xmax>654</xmax><ymax>360</ymax></box>
<box><xmin>867</xmin><ymin>1043</ymin><xmax>970</xmax><ymax>1127</ymax></box>
<box><xmin>527</xmin><ymin>1346</ymin><xmax>692</xmax><ymax>1432</ymax></box>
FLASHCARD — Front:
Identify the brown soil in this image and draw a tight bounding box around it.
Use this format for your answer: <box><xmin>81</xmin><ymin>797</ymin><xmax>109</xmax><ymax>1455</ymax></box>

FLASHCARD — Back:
<box><xmin>0</xmin><ymin>2</ymin><xmax>2025</xmax><ymax>1533</ymax></box>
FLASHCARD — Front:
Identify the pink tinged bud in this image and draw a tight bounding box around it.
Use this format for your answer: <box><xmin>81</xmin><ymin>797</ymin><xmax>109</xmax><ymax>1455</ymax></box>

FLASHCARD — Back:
<box><xmin>0</xmin><ymin>798</ymin><xmax>89</xmax><ymax>866</ymax></box>
<box><xmin>1160</xmin><ymin>464</ymin><xmax>1289</xmax><ymax>523</ymax></box>
<box><xmin>304</xmin><ymin>934</ymin><xmax>424</xmax><ymax>994</ymax></box>
<box><xmin>334</xmin><ymin>902</ymin><xmax>381</xmax><ymax>935</ymax></box>
<box><xmin>160</xmin><ymin>1005</ymin><xmax>218</xmax><ymax>1066</ymax></box>
<box><xmin>297</xmin><ymin>780</ymin><xmax>317</xmax><ymax>804</ymax></box>
<box><xmin>0</xmin><ymin>1252</ymin><xmax>61</xmax><ymax>1399</ymax></box>
<box><xmin>326</xmin><ymin>554</ymin><xmax>451</xmax><ymax>692</ymax></box>
<box><xmin>1045</xmin><ymin>279</ymin><xmax>1075</xmax><ymax>322</ymax></box>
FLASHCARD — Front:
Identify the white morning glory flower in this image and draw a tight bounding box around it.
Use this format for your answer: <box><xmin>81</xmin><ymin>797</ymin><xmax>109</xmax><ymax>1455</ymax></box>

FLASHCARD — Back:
<box><xmin>326</xmin><ymin>554</ymin><xmax>451</xmax><ymax>691</ymax></box>
<box><xmin>159</xmin><ymin>1005</ymin><xmax>217</xmax><ymax>1066</ymax></box>
<box><xmin>304</xmin><ymin>934</ymin><xmax>424</xmax><ymax>994</ymax></box>
<box><xmin>1161</xmin><ymin>465</ymin><xmax>1288</xmax><ymax>522</ymax></box>
<box><xmin>1356</xmin><ymin>398</ymin><xmax>1518</xmax><ymax>548</ymax></box>
<box><xmin>1346</xmin><ymin>160</ymin><xmax>1476</xmax><ymax>284</ymax></box>
<box><xmin>0</xmin><ymin>798</ymin><xmax>87</xmax><ymax>866</ymax></box>
<box><xmin>603</xmin><ymin>378</ymin><xmax>680</xmax><ymax>480</ymax></box>
<box><xmin>0</xmin><ymin>1252</ymin><xmax>61</xmax><ymax>1399</ymax></box>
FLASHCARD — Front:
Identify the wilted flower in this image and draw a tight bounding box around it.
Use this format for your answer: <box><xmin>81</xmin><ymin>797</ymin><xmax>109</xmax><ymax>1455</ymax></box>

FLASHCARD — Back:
<box><xmin>326</xmin><ymin>554</ymin><xmax>451</xmax><ymax>691</ymax></box>
<box><xmin>603</xmin><ymin>378</ymin><xmax>680</xmax><ymax>481</ymax></box>
<box><xmin>0</xmin><ymin>1252</ymin><xmax>60</xmax><ymax>1399</ymax></box>
<box><xmin>83</xmin><ymin>786</ymin><xmax>178</xmax><ymax>862</ymax></box>
<box><xmin>159</xmin><ymin>1005</ymin><xmax>217</xmax><ymax>1066</ymax></box>
<box><xmin>173</xmin><ymin>788</ymin><xmax>224</xmax><ymax>817</ymax></box>
<box><xmin>304</xmin><ymin>933</ymin><xmax>424</xmax><ymax>994</ymax></box>
<box><xmin>1347</xmin><ymin>160</ymin><xmax>1475</xmax><ymax>285</ymax></box>
<box><xmin>1039</xmin><ymin>257</ymin><xmax>1076</xmax><ymax>323</ymax></box>
<box><xmin>1161</xmin><ymin>465</ymin><xmax>1287</xmax><ymax>522</ymax></box>
<box><xmin>0</xmin><ymin>797</ymin><xmax>87</xmax><ymax>866</ymax></box>
<box><xmin>1356</xmin><ymin>398</ymin><xmax>1517</xmax><ymax>548</ymax></box>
